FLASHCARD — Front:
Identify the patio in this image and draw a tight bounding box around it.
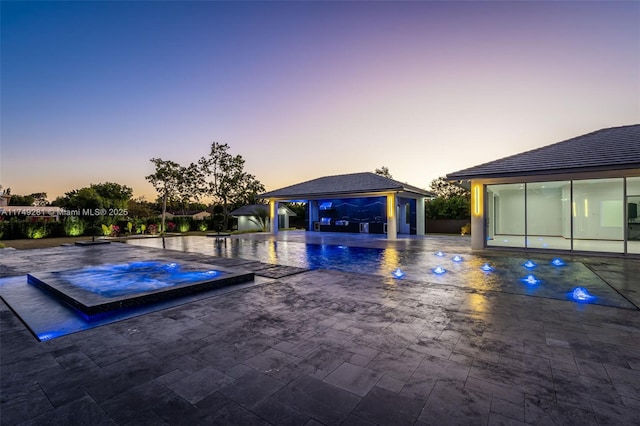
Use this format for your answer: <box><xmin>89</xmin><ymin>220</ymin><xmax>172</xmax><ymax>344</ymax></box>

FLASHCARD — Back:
<box><xmin>1</xmin><ymin>233</ymin><xmax>639</xmax><ymax>425</ymax></box>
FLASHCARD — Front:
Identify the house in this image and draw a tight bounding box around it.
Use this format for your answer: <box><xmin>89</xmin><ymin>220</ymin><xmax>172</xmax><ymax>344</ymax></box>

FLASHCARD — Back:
<box><xmin>160</xmin><ymin>211</ymin><xmax>210</xmax><ymax>221</ymax></box>
<box><xmin>259</xmin><ymin>172</ymin><xmax>434</xmax><ymax>239</ymax></box>
<box><xmin>0</xmin><ymin>192</ymin><xmax>62</xmax><ymax>220</ymax></box>
<box><xmin>446</xmin><ymin>124</ymin><xmax>640</xmax><ymax>255</ymax></box>
<box><xmin>230</xmin><ymin>204</ymin><xmax>297</xmax><ymax>232</ymax></box>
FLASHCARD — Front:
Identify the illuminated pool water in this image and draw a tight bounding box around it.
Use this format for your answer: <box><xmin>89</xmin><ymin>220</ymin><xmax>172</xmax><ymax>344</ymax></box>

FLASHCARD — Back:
<box><xmin>27</xmin><ymin>259</ymin><xmax>254</xmax><ymax>318</ymax></box>
<box><xmin>125</xmin><ymin>236</ymin><xmax>638</xmax><ymax>310</ymax></box>
<box><xmin>55</xmin><ymin>261</ymin><xmax>222</xmax><ymax>298</ymax></box>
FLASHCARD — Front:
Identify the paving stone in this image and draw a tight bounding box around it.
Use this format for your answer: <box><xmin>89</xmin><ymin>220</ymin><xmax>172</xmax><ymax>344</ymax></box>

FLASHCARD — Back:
<box><xmin>220</xmin><ymin>368</ymin><xmax>285</xmax><ymax>408</ymax></box>
<box><xmin>603</xmin><ymin>363</ymin><xmax>640</xmax><ymax>400</ymax></box>
<box><xmin>100</xmin><ymin>380</ymin><xmax>175</xmax><ymax>423</ymax></box>
<box><xmin>352</xmin><ymin>385</ymin><xmax>424</xmax><ymax>426</ymax></box>
<box><xmin>323</xmin><ymin>362</ymin><xmax>382</xmax><ymax>397</ymax></box>
<box><xmin>1</xmin><ymin>236</ymin><xmax>639</xmax><ymax>425</ymax></box>
<box><xmin>274</xmin><ymin>374</ymin><xmax>361</xmax><ymax>425</ymax></box>
<box><xmin>0</xmin><ymin>388</ymin><xmax>54</xmax><ymax>425</ymax></box>
<box><xmin>418</xmin><ymin>380</ymin><xmax>491</xmax><ymax>425</ymax></box>
<box><xmin>524</xmin><ymin>395</ymin><xmax>598</xmax><ymax>425</ymax></box>
<box><xmin>253</xmin><ymin>396</ymin><xmax>310</xmax><ymax>426</ymax></box>
<box><xmin>165</xmin><ymin>366</ymin><xmax>234</xmax><ymax>404</ymax></box>
<box><xmin>28</xmin><ymin>394</ymin><xmax>115</xmax><ymax>426</ymax></box>
<box><xmin>366</xmin><ymin>348</ymin><xmax>423</xmax><ymax>382</ymax></box>
<box><xmin>490</xmin><ymin>396</ymin><xmax>525</xmax><ymax>422</ymax></box>
<box><xmin>487</xmin><ymin>411</ymin><xmax>527</xmax><ymax>426</ymax></box>
<box><xmin>207</xmin><ymin>401</ymin><xmax>272</xmax><ymax>425</ymax></box>
<box><xmin>376</xmin><ymin>374</ymin><xmax>406</xmax><ymax>393</ymax></box>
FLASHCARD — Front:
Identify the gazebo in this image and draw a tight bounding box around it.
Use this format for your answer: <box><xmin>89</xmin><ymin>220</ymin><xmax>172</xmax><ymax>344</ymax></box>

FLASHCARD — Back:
<box><xmin>259</xmin><ymin>172</ymin><xmax>434</xmax><ymax>240</ymax></box>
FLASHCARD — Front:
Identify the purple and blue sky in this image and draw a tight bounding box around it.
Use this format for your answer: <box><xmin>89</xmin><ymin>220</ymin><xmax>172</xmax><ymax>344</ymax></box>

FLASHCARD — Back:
<box><xmin>1</xmin><ymin>1</ymin><xmax>638</xmax><ymax>201</ymax></box>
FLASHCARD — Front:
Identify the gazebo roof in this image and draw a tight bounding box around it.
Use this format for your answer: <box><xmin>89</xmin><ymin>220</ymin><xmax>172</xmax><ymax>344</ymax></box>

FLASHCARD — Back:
<box><xmin>260</xmin><ymin>172</ymin><xmax>434</xmax><ymax>200</ymax></box>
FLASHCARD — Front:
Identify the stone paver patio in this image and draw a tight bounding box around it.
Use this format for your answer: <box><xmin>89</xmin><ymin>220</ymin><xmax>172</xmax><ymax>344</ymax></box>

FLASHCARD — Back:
<box><xmin>1</xmin><ymin>233</ymin><xmax>639</xmax><ymax>425</ymax></box>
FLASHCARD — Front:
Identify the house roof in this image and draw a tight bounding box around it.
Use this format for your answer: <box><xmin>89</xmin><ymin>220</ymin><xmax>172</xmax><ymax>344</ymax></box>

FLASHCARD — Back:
<box><xmin>230</xmin><ymin>204</ymin><xmax>296</xmax><ymax>216</ymax></box>
<box><xmin>447</xmin><ymin>124</ymin><xmax>640</xmax><ymax>180</ymax></box>
<box><xmin>260</xmin><ymin>172</ymin><xmax>434</xmax><ymax>199</ymax></box>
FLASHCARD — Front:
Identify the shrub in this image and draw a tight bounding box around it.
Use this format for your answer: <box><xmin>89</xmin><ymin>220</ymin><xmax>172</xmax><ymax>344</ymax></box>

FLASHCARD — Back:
<box><xmin>26</xmin><ymin>222</ymin><xmax>48</xmax><ymax>239</ymax></box>
<box><xmin>1</xmin><ymin>219</ymin><xmax>25</xmax><ymax>239</ymax></box>
<box><xmin>426</xmin><ymin>196</ymin><xmax>470</xmax><ymax>220</ymax></box>
<box><xmin>64</xmin><ymin>218</ymin><xmax>86</xmax><ymax>237</ymax></box>
<box><xmin>461</xmin><ymin>223</ymin><xmax>471</xmax><ymax>235</ymax></box>
<box><xmin>177</xmin><ymin>220</ymin><xmax>190</xmax><ymax>233</ymax></box>
<box><xmin>197</xmin><ymin>221</ymin><xmax>208</xmax><ymax>232</ymax></box>
<box><xmin>85</xmin><ymin>225</ymin><xmax>103</xmax><ymax>239</ymax></box>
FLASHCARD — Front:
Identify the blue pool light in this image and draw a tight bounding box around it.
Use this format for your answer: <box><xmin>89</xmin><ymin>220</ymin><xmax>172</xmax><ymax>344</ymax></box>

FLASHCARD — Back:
<box><xmin>521</xmin><ymin>274</ymin><xmax>540</xmax><ymax>286</ymax></box>
<box><xmin>452</xmin><ymin>255</ymin><xmax>463</xmax><ymax>262</ymax></box>
<box><xmin>523</xmin><ymin>260</ymin><xmax>537</xmax><ymax>269</ymax></box>
<box><xmin>392</xmin><ymin>268</ymin><xmax>405</xmax><ymax>279</ymax></box>
<box><xmin>571</xmin><ymin>287</ymin><xmax>595</xmax><ymax>302</ymax></box>
<box><xmin>480</xmin><ymin>263</ymin><xmax>494</xmax><ymax>272</ymax></box>
<box><xmin>551</xmin><ymin>258</ymin><xmax>566</xmax><ymax>267</ymax></box>
<box><xmin>432</xmin><ymin>266</ymin><xmax>446</xmax><ymax>275</ymax></box>
<box><xmin>435</xmin><ymin>251</ymin><xmax>445</xmax><ymax>257</ymax></box>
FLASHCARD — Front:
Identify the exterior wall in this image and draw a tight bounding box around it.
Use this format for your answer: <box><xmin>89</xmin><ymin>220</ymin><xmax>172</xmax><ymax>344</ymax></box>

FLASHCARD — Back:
<box><xmin>237</xmin><ymin>216</ymin><xmax>267</xmax><ymax>232</ymax></box>
<box><xmin>471</xmin><ymin>169</ymin><xmax>640</xmax><ymax>254</ymax></box>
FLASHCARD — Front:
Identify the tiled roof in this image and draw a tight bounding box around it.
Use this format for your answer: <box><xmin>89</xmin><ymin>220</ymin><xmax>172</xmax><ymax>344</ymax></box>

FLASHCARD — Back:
<box><xmin>260</xmin><ymin>172</ymin><xmax>433</xmax><ymax>199</ymax></box>
<box><xmin>447</xmin><ymin>124</ymin><xmax>640</xmax><ymax>180</ymax></box>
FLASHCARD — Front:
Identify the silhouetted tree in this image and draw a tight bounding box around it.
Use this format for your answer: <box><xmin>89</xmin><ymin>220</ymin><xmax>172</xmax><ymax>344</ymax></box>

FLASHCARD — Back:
<box><xmin>146</xmin><ymin>158</ymin><xmax>183</xmax><ymax>234</ymax></box>
<box><xmin>374</xmin><ymin>166</ymin><xmax>393</xmax><ymax>179</ymax></box>
<box><xmin>199</xmin><ymin>142</ymin><xmax>265</xmax><ymax>230</ymax></box>
<box><xmin>428</xmin><ymin>176</ymin><xmax>469</xmax><ymax>198</ymax></box>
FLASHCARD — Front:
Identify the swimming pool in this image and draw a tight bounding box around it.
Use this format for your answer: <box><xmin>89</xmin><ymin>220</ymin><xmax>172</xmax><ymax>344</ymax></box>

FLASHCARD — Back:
<box><xmin>27</xmin><ymin>258</ymin><xmax>254</xmax><ymax>318</ymax></box>
<box><xmin>125</xmin><ymin>236</ymin><xmax>637</xmax><ymax>309</ymax></box>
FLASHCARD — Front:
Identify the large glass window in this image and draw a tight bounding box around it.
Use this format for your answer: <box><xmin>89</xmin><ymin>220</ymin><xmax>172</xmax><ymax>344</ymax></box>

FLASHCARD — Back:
<box><xmin>486</xmin><ymin>183</ymin><xmax>525</xmax><ymax>248</ymax></box>
<box><xmin>526</xmin><ymin>181</ymin><xmax>571</xmax><ymax>250</ymax></box>
<box><xmin>572</xmin><ymin>178</ymin><xmax>624</xmax><ymax>253</ymax></box>
<box><xmin>485</xmin><ymin>177</ymin><xmax>636</xmax><ymax>254</ymax></box>
<box><xmin>627</xmin><ymin>177</ymin><xmax>640</xmax><ymax>254</ymax></box>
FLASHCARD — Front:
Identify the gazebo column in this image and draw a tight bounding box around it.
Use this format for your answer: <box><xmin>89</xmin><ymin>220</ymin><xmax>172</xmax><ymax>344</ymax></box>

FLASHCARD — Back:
<box><xmin>386</xmin><ymin>193</ymin><xmax>397</xmax><ymax>240</ymax></box>
<box><xmin>416</xmin><ymin>197</ymin><xmax>426</xmax><ymax>236</ymax></box>
<box><xmin>308</xmin><ymin>200</ymin><xmax>319</xmax><ymax>231</ymax></box>
<box><xmin>270</xmin><ymin>200</ymin><xmax>279</xmax><ymax>234</ymax></box>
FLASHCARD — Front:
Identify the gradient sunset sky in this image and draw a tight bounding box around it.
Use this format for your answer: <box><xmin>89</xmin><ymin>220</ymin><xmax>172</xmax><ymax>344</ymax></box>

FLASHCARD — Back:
<box><xmin>1</xmin><ymin>1</ymin><xmax>638</xmax><ymax>202</ymax></box>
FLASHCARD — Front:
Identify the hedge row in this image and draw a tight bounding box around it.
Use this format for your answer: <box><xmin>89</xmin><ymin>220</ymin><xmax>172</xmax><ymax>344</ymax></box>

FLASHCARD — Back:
<box><xmin>0</xmin><ymin>217</ymin><xmax>216</xmax><ymax>240</ymax></box>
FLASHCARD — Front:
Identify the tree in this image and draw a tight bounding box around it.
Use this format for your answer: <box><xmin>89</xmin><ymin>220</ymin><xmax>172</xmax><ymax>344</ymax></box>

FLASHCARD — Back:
<box><xmin>429</xmin><ymin>176</ymin><xmax>469</xmax><ymax>198</ymax></box>
<box><xmin>55</xmin><ymin>187</ymin><xmax>104</xmax><ymax>225</ymax></box>
<box><xmin>375</xmin><ymin>166</ymin><xmax>393</xmax><ymax>179</ymax></box>
<box><xmin>426</xmin><ymin>176</ymin><xmax>471</xmax><ymax>220</ymax></box>
<box><xmin>8</xmin><ymin>194</ymin><xmax>35</xmax><ymax>206</ymax></box>
<box><xmin>90</xmin><ymin>183</ymin><xmax>132</xmax><ymax>210</ymax></box>
<box><xmin>146</xmin><ymin>158</ymin><xmax>183</xmax><ymax>234</ymax></box>
<box><xmin>6</xmin><ymin>192</ymin><xmax>48</xmax><ymax>206</ymax></box>
<box><xmin>127</xmin><ymin>197</ymin><xmax>155</xmax><ymax>219</ymax></box>
<box><xmin>175</xmin><ymin>162</ymin><xmax>206</xmax><ymax>215</ymax></box>
<box><xmin>200</xmin><ymin>142</ymin><xmax>265</xmax><ymax>230</ymax></box>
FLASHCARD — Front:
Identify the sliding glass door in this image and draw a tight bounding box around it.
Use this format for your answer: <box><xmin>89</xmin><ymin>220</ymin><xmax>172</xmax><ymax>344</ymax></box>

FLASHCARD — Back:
<box><xmin>486</xmin><ymin>177</ymin><xmax>632</xmax><ymax>253</ymax></box>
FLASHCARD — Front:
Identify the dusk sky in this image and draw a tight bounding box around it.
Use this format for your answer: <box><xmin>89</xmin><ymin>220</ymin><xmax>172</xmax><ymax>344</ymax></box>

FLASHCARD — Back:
<box><xmin>1</xmin><ymin>1</ymin><xmax>638</xmax><ymax>202</ymax></box>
